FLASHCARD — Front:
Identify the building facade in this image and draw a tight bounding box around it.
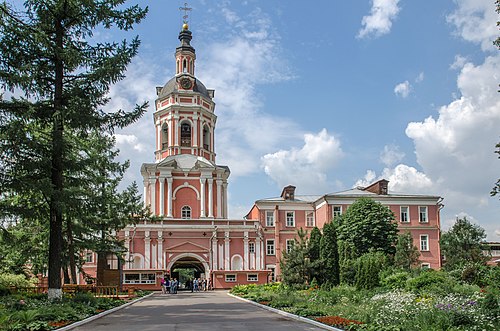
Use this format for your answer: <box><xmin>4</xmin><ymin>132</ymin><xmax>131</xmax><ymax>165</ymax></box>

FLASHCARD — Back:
<box><xmin>81</xmin><ymin>24</ymin><xmax>443</xmax><ymax>289</ymax></box>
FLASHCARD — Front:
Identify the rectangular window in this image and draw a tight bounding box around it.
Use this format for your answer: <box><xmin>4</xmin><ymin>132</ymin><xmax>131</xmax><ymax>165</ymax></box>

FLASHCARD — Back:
<box><xmin>419</xmin><ymin>206</ymin><xmax>428</xmax><ymax>223</ymax></box>
<box><xmin>306</xmin><ymin>212</ymin><xmax>315</xmax><ymax>227</ymax></box>
<box><xmin>420</xmin><ymin>235</ymin><xmax>429</xmax><ymax>251</ymax></box>
<box><xmin>286</xmin><ymin>211</ymin><xmax>295</xmax><ymax>227</ymax></box>
<box><xmin>421</xmin><ymin>263</ymin><xmax>431</xmax><ymax>269</ymax></box>
<box><xmin>400</xmin><ymin>206</ymin><xmax>409</xmax><ymax>223</ymax></box>
<box><xmin>247</xmin><ymin>274</ymin><xmax>258</xmax><ymax>282</ymax></box>
<box><xmin>266</xmin><ymin>211</ymin><xmax>275</xmax><ymax>227</ymax></box>
<box><xmin>85</xmin><ymin>251</ymin><xmax>93</xmax><ymax>263</ymax></box>
<box><xmin>267</xmin><ymin>267</ymin><xmax>275</xmax><ymax>282</ymax></box>
<box><xmin>123</xmin><ymin>273</ymin><xmax>156</xmax><ymax>284</ymax></box>
<box><xmin>286</xmin><ymin>239</ymin><xmax>295</xmax><ymax>253</ymax></box>
<box><xmin>225</xmin><ymin>274</ymin><xmax>236</xmax><ymax>282</ymax></box>
<box><xmin>248</xmin><ymin>242</ymin><xmax>255</xmax><ymax>253</ymax></box>
<box><xmin>266</xmin><ymin>240</ymin><xmax>275</xmax><ymax>255</ymax></box>
<box><xmin>333</xmin><ymin>205</ymin><xmax>342</xmax><ymax>218</ymax></box>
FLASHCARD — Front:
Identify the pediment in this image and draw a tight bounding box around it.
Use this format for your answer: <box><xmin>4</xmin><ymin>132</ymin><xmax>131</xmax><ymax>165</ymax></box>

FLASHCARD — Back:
<box><xmin>166</xmin><ymin>240</ymin><xmax>208</xmax><ymax>252</ymax></box>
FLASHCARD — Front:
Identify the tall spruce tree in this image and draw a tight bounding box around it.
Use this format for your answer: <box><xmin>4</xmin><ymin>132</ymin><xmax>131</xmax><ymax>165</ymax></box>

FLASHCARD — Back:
<box><xmin>280</xmin><ymin>228</ymin><xmax>312</xmax><ymax>287</ymax></box>
<box><xmin>320</xmin><ymin>221</ymin><xmax>339</xmax><ymax>286</ymax></box>
<box><xmin>307</xmin><ymin>226</ymin><xmax>322</xmax><ymax>283</ymax></box>
<box><xmin>0</xmin><ymin>1</ymin><xmax>148</xmax><ymax>299</ymax></box>
<box><xmin>394</xmin><ymin>232</ymin><xmax>420</xmax><ymax>270</ymax></box>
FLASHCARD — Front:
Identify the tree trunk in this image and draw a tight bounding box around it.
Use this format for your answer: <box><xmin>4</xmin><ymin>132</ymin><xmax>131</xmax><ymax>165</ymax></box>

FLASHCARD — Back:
<box><xmin>48</xmin><ymin>18</ymin><xmax>64</xmax><ymax>301</ymax></box>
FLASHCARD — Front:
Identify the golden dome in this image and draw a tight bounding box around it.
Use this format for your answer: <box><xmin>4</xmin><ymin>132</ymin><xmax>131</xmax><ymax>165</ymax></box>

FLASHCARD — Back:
<box><xmin>182</xmin><ymin>23</ymin><xmax>189</xmax><ymax>30</ymax></box>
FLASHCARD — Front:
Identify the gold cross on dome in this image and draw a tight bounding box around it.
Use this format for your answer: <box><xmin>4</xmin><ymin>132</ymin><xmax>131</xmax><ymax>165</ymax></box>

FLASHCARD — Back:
<box><xmin>179</xmin><ymin>2</ymin><xmax>192</xmax><ymax>24</ymax></box>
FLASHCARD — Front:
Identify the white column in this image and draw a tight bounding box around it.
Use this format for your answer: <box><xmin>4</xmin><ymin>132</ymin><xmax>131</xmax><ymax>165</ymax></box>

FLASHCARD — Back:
<box><xmin>173</xmin><ymin>115</ymin><xmax>179</xmax><ymax>146</ymax></box>
<box><xmin>208</xmin><ymin>178</ymin><xmax>213</xmax><ymax>218</ymax></box>
<box><xmin>149</xmin><ymin>177</ymin><xmax>156</xmax><ymax>215</ymax></box>
<box><xmin>256</xmin><ymin>237</ymin><xmax>262</xmax><ymax>270</ymax></box>
<box><xmin>218</xmin><ymin>244</ymin><xmax>224</xmax><ymax>270</ymax></box>
<box><xmin>212</xmin><ymin>233</ymin><xmax>218</xmax><ymax>271</ymax></box>
<box><xmin>222</xmin><ymin>183</ymin><xmax>228</xmax><ymax>218</ymax></box>
<box><xmin>152</xmin><ymin>244</ymin><xmax>157</xmax><ymax>269</ymax></box>
<box><xmin>243</xmin><ymin>232</ymin><xmax>249</xmax><ymax>270</ymax></box>
<box><xmin>157</xmin><ymin>231</ymin><xmax>163</xmax><ymax>269</ymax></box>
<box><xmin>156</xmin><ymin>121</ymin><xmax>161</xmax><ymax>151</ymax></box>
<box><xmin>216</xmin><ymin>179</ymin><xmax>222</xmax><ymax>218</ymax></box>
<box><xmin>167</xmin><ymin>177</ymin><xmax>173</xmax><ymax>217</ymax></box>
<box><xmin>193</xmin><ymin>115</ymin><xmax>198</xmax><ymax>147</ymax></box>
<box><xmin>143</xmin><ymin>181</ymin><xmax>148</xmax><ymax>208</ymax></box>
<box><xmin>200</xmin><ymin>178</ymin><xmax>206</xmax><ymax>217</ymax></box>
<box><xmin>224</xmin><ymin>231</ymin><xmax>230</xmax><ymax>270</ymax></box>
<box><xmin>144</xmin><ymin>231</ymin><xmax>151</xmax><ymax>269</ymax></box>
<box><xmin>159</xmin><ymin>177</ymin><xmax>165</xmax><ymax>216</ymax></box>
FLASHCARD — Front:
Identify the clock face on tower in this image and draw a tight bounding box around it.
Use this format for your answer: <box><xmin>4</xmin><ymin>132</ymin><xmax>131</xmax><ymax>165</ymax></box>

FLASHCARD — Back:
<box><xmin>180</xmin><ymin>77</ymin><xmax>192</xmax><ymax>90</ymax></box>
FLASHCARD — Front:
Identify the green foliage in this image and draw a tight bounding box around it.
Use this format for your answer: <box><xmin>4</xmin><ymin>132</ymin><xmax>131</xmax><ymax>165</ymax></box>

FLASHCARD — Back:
<box><xmin>0</xmin><ymin>274</ymin><xmax>36</xmax><ymax>288</ymax></box>
<box><xmin>394</xmin><ymin>232</ymin><xmax>420</xmax><ymax>270</ymax></box>
<box><xmin>355</xmin><ymin>251</ymin><xmax>387</xmax><ymax>290</ymax></box>
<box><xmin>440</xmin><ymin>217</ymin><xmax>488</xmax><ymax>270</ymax></box>
<box><xmin>338</xmin><ymin>240</ymin><xmax>357</xmax><ymax>285</ymax></box>
<box><xmin>281</xmin><ymin>228</ymin><xmax>312</xmax><ymax>287</ymax></box>
<box><xmin>381</xmin><ymin>271</ymin><xmax>410</xmax><ymax>290</ymax></box>
<box><xmin>307</xmin><ymin>227</ymin><xmax>322</xmax><ymax>282</ymax></box>
<box><xmin>336</xmin><ymin>198</ymin><xmax>398</xmax><ymax>257</ymax></box>
<box><xmin>405</xmin><ymin>270</ymin><xmax>456</xmax><ymax>295</ymax></box>
<box><xmin>320</xmin><ymin>222</ymin><xmax>339</xmax><ymax>286</ymax></box>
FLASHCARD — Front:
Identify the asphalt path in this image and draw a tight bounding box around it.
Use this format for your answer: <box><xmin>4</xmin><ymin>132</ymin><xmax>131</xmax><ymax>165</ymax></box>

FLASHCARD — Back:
<box><xmin>70</xmin><ymin>290</ymin><xmax>330</xmax><ymax>331</ymax></box>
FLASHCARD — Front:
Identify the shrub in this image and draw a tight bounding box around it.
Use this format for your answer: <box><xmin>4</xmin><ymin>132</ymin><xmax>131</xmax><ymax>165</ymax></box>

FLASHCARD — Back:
<box><xmin>406</xmin><ymin>270</ymin><xmax>455</xmax><ymax>295</ymax></box>
<box><xmin>355</xmin><ymin>251</ymin><xmax>387</xmax><ymax>290</ymax></box>
<box><xmin>0</xmin><ymin>286</ymin><xmax>12</xmax><ymax>297</ymax></box>
<box><xmin>0</xmin><ymin>274</ymin><xmax>35</xmax><ymax>288</ymax></box>
<box><xmin>381</xmin><ymin>271</ymin><xmax>410</xmax><ymax>290</ymax></box>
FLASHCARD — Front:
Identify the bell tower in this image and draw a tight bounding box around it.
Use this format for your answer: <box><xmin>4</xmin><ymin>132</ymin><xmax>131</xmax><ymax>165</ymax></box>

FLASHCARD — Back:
<box><xmin>140</xmin><ymin>16</ymin><xmax>230</xmax><ymax>220</ymax></box>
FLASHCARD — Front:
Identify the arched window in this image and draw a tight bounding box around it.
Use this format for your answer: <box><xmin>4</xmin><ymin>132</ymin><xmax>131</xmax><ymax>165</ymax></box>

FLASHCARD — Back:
<box><xmin>180</xmin><ymin>122</ymin><xmax>191</xmax><ymax>147</ymax></box>
<box><xmin>176</xmin><ymin>60</ymin><xmax>180</xmax><ymax>74</ymax></box>
<box><xmin>203</xmin><ymin>125</ymin><xmax>210</xmax><ymax>150</ymax></box>
<box><xmin>161</xmin><ymin>123</ymin><xmax>168</xmax><ymax>149</ymax></box>
<box><xmin>231</xmin><ymin>255</ymin><xmax>243</xmax><ymax>271</ymax></box>
<box><xmin>181</xmin><ymin>206</ymin><xmax>191</xmax><ymax>219</ymax></box>
<box><xmin>183</xmin><ymin>59</ymin><xmax>187</xmax><ymax>73</ymax></box>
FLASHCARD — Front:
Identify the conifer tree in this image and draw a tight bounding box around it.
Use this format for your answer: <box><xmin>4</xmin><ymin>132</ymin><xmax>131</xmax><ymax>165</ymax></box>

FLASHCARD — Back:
<box><xmin>320</xmin><ymin>221</ymin><xmax>339</xmax><ymax>286</ymax></box>
<box><xmin>0</xmin><ymin>1</ymin><xmax>148</xmax><ymax>299</ymax></box>
<box><xmin>394</xmin><ymin>232</ymin><xmax>420</xmax><ymax>270</ymax></box>
<box><xmin>307</xmin><ymin>226</ymin><xmax>322</xmax><ymax>283</ymax></box>
<box><xmin>280</xmin><ymin>228</ymin><xmax>312</xmax><ymax>287</ymax></box>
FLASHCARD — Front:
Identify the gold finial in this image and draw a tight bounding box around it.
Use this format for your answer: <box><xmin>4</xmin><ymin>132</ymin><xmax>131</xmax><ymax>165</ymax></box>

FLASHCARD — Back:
<box><xmin>179</xmin><ymin>2</ymin><xmax>192</xmax><ymax>29</ymax></box>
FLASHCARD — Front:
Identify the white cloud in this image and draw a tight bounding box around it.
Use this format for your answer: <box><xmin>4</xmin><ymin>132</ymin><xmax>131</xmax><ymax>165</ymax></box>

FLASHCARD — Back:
<box><xmin>380</xmin><ymin>144</ymin><xmax>405</xmax><ymax>166</ymax></box>
<box><xmin>415</xmin><ymin>72</ymin><xmax>424</xmax><ymax>83</ymax></box>
<box><xmin>450</xmin><ymin>55</ymin><xmax>468</xmax><ymax>70</ymax></box>
<box><xmin>261</xmin><ymin>129</ymin><xmax>344</xmax><ymax>194</ymax></box>
<box><xmin>197</xmin><ymin>6</ymin><xmax>297</xmax><ymax>178</ymax></box>
<box><xmin>355</xmin><ymin>165</ymin><xmax>433</xmax><ymax>194</ymax></box>
<box><xmin>394</xmin><ymin>80</ymin><xmax>411</xmax><ymax>98</ymax></box>
<box><xmin>357</xmin><ymin>0</ymin><xmax>401</xmax><ymax>39</ymax></box>
<box><xmin>114</xmin><ymin>134</ymin><xmax>146</xmax><ymax>152</ymax></box>
<box><xmin>447</xmin><ymin>0</ymin><xmax>498</xmax><ymax>51</ymax></box>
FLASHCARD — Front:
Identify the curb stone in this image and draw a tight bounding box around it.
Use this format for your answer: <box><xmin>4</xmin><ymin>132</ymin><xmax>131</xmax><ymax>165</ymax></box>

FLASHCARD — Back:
<box><xmin>56</xmin><ymin>292</ymin><xmax>155</xmax><ymax>330</ymax></box>
<box><xmin>227</xmin><ymin>293</ymin><xmax>344</xmax><ymax>331</ymax></box>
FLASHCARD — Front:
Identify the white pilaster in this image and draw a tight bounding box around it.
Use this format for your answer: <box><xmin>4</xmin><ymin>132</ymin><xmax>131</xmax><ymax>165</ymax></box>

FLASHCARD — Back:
<box><xmin>149</xmin><ymin>177</ymin><xmax>156</xmax><ymax>215</ymax></box>
<box><xmin>152</xmin><ymin>243</ymin><xmax>157</xmax><ymax>269</ymax></box>
<box><xmin>256</xmin><ymin>237</ymin><xmax>262</xmax><ymax>270</ymax></box>
<box><xmin>200</xmin><ymin>178</ymin><xmax>206</xmax><ymax>217</ymax></box>
<box><xmin>167</xmin><ymin>177</ymin><xmax>173</xmax><ymax>217</ymax></box>
<box><xmin>173</xmin><ymin>114</ymin><xmax>179</xmax><ymax>146</ymax></box>
<box><xmin>212</xmin><ymin>233</ymin><xmax>218</xmax><ymax>271</ymax></box>
<box><xmin>157</xmin><ymin>231</ymin><xmax>163</xmax><ymax>269</ymax></box>
<box><xmin>193</xmin><ymin>115</ymin><xmax>198</xmax><ymax>147</ymax></box>
<box><xmin>143</xmin><ymin>181</ymin><xmax>148</xmax><ymax>208</ymax></box>
<box><xmin>159</xmin><ymin>177</ymin><xmax>165</xmax><ymax>216</ymax></box>
<box><xmin>208</xmin><ymin>178</ymin><xmax>213</xmax><ymax>218</ymax></box>
<box><xmin>243</xmin><ymin>232</ymin><xmax>249</xmax><ymax>270</ymax></box>
<box><xmin>144</xmin><ymin>231</ymin><xmax>151</xmax><ymax>269</ymax></box>
<box><xmin>222</xmin><ymin>182</ymin><xmax>228</xmax><ymax>218</ymax></box>
<box><xmin>224</xmin><ymin>231</ymin><xmax>230</xmax><ymax>270</ymax></box>
<box><xmin>216</xmin><ymin>179</ymin><xmax>222</xmax><ymax>218</ymax></box>
<box><xmin>124</xmin><ymin>231</ymin><xmax>130</xmax><ymax>270</ymax></box>
<box><xmin>156</xmin><ymin>121</ymin><xmax>161</xmax><ymax>151</ymax></box>
<box><xmin>218</xmin><ymin>244</ymin><xmax>224</xmax><ymax>270</ymax></box>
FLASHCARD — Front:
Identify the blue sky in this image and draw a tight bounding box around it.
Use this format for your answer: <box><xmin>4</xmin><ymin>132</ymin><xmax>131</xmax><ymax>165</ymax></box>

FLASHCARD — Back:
<box><xmin>9</xmin><ymin>1</ymin><xmax>499</xmax><ymax>239</ymax></box>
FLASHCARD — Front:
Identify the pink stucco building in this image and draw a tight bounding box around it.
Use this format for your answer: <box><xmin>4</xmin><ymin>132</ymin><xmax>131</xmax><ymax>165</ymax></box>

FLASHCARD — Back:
<box><xmin>82</xmin><ymin>23</ymin><xmax>442</xmax><ymax>289</ymax></box>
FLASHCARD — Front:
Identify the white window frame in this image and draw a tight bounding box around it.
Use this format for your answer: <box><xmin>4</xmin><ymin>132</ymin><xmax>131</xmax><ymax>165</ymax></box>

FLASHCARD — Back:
<box><xmin>265</xmin><ymin>211</ymin><xmax>275</xmax><ymax>227</ymax></box>
<box><xmin>85</xmin><ymin>251</ymin><xmax>93</xmax><ymax>263</ymax></box>
<box><xmin>400</xmin><ymin>206</ymin><xmax>409</xmax><ymax>223</ymax></box>
<box><xmin>181</xmin><ymin>205</ymin><xmax>191</xmax><ymax>219</ymax></box>
<box><xmin>286</xmin><ymin>211</ymin><xmax>295</xmax><ymax>227</ymax></box>
<box><xmin>286</xmin><ymin>239</ymin><xmax>295</xmax><ymax>253</ymax></box>
<box><xmin>419</xmin><ymin>206</ymin><xmax>428</xmax><ymax>223</ymax></box>
<box><xmin>247</xmin><ymin>274</ymin><xmax>258</xmax><ymax>282</ymax></box>
<box><xmin>420</xmin><ymin>234</ymin><xmax>429</xmax><ymax>251</ymax></box>
<box><xmin>266</xmin><ymin>239</ymin><xmax>275</xmax><ymax>255</ymax></box>
<box><xmin>332</xmin><ymin>205</ymin><xmax>342</xmax><ymax>218</ymax></box>
<box><xmin>123</xmin><ymin>273</ymin><xmax>156</xmax><ymax>284</ymax></box>
<box><xmin>248</xmin><ymin>242</ymin><xmax>255</xmax><ymax>253</ymax></box>
<box><xmin>306</xmin><ymin>211</ymin><xmax>315</xmax><ymax>227</ymax></box>
<box><xmin>225</xmin><ymin>274</ymin><xmax>236</xmax><ymax>282</ymax></box>
<box><xmin>266</xmin><ymin>266</ymin><xmax>276</xmax><ymax>282</ymax></box>
<box><xmin>421</xmin><ymin>263</ymin><xmax>431</xmax><ymax>269</ymax></box>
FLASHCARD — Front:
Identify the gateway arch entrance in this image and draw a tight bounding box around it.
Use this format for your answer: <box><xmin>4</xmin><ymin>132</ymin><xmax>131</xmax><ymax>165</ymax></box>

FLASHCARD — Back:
<box><xmin>167</xmin><ymin>253</ymin><xmax>209</xmax><ymax>289</ymax></box>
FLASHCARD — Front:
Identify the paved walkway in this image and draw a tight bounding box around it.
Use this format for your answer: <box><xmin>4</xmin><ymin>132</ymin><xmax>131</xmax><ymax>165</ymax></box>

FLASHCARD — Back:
<box><xmin>71</xmin><ymin>291</ymin><xmax>329</xmax><ymax>331</ymax></box>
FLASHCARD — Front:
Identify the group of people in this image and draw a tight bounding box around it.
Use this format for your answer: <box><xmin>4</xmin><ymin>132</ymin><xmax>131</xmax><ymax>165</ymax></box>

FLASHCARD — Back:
<box><xmin>160</xmin><ymin>276</ymin><xmax>212</xmax><ymax>293</ymax></box>
<box><xmin>160</xmin><ymin>277</ymin><xmax>179</xmax><ymax>294</ymax></box>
